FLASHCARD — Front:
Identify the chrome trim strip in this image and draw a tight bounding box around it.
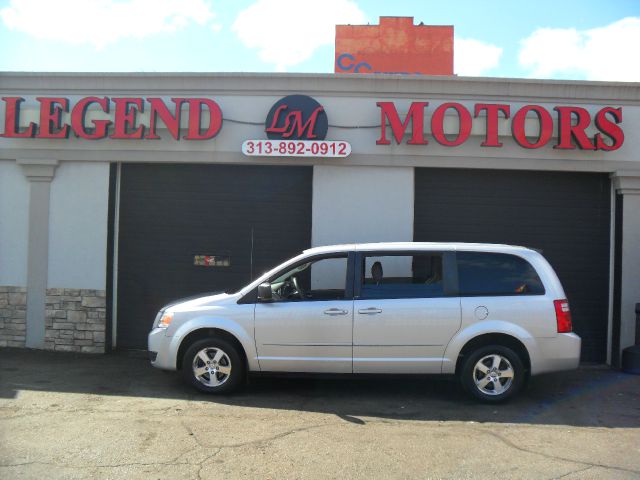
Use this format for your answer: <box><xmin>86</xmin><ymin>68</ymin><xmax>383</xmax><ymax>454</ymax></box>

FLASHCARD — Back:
<box><xmin>262</xmin><ymin>343</ymin><xmax>442</xmax><ymax>347</ymax></box>
<box><xmin>263</xmin><ymin>343</ymin><xmax>351</xmax><ymax>347</ymax></box>
<box><xmin>258</xmin><ymin>356</ymin><xmax>352</xmax><ymax>362</ymax></box>
<box><xmin>355</xmin><ymin>344</ymin><xmax>442</xmax><ymax>347</ymax></box>
<box><xmin>353</xmin><ymin>358</ymin><xmax>443</xmax><ymax>362</ymax></box>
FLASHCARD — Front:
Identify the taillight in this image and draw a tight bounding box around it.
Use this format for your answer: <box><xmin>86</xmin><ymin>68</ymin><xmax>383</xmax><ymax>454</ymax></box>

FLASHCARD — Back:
<box><xmin>554</xmin><ymin>299</ymin><xmax>572</xmax><ymax>333</ymax></box>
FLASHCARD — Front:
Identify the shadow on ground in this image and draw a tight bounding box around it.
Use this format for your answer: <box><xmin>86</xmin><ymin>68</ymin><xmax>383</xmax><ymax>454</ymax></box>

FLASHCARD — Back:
<box><xmin>1</xmin><ymin>348</ymin><xmax>639</xmax><ymax>429</ymax></box>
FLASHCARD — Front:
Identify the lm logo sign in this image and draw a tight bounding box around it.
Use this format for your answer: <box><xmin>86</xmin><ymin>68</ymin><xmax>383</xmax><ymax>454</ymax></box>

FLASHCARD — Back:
<box><xmin>265</xmin><ymin>95</ymin><xmax>328</xmax><ymax>140</ymax></box>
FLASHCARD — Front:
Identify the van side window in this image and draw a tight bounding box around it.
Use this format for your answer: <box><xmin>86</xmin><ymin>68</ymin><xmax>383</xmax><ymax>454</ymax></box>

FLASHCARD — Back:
<box><xmin>360</xmin><ymin>254</ymin><xmax>445</xmax><ymax>299</ymax></box>
<box><xmin>269</xmin><ymin>256</ymin><xmax>348</xmax><ymax>301</ymax></box>
<box><xmin>457</xmin><ymin>252</ymin><xmax>545</xmax><ymax>296</ymax></box>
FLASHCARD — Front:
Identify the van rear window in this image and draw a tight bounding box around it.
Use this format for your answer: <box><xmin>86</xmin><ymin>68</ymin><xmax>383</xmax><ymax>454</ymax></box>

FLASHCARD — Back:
<box><xmin>457</xmin><ymin>252</ymin><xmax>545</xmax><ymax>296</ymax></box>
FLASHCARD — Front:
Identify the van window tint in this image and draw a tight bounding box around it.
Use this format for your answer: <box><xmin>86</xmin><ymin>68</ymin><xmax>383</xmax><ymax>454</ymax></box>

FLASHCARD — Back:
<box><xmin>457</xmin><ymin>252</ymin><xmax>545</xmax><ymax>296</ymax></box>
<box><xmin>360</xmin><ymin>254</ymin><xmax>444</xmax><ymax>299</ymax></box>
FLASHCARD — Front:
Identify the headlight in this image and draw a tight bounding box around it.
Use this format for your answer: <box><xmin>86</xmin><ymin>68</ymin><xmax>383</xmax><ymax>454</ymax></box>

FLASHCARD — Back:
<box><xmin>156</xmin><ymin>312</ymin><xmax>174</xmax><ymax>329</ymax></box>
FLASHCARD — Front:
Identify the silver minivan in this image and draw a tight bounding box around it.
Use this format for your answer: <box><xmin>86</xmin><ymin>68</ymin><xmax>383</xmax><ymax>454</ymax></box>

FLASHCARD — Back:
<box><xmin>148</xmin><ymin>243</ymin><xmax>581</xmax><ymax>402</ymax></box>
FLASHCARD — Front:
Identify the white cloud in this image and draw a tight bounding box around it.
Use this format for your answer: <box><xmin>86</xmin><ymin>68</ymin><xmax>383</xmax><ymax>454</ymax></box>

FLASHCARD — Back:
<box><xmin>0</xmin><ymin>0</ymin><xmax>218</xmax><ymax>48</ymax></box>
<box><xmin>519</xmin><ymin>17</ymin><xmax>640</xmax><ymax>81</ymax></box>
<box><xmin>232</xmin><ymin>0</ymin><xmax>366</xmax><ymax>71</ymax></box>
<box><xmin>454</xmin><ymin>38</ymin><xmax>503</xmax><ymax>76</ymax></box>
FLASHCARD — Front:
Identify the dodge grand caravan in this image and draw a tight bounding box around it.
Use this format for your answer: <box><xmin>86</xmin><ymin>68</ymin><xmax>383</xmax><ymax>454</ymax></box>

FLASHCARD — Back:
<box><xmin>149</xmin><ymin>243</ymin><xmax>581</xmax><ymax>402</ymax></box>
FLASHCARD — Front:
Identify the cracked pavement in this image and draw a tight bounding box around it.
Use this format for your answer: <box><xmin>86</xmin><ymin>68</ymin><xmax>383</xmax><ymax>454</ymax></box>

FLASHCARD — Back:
<box><xmin>1</xmin><ymin>348</ymin><xmax>639</xmax><ymax>479</ymax></box>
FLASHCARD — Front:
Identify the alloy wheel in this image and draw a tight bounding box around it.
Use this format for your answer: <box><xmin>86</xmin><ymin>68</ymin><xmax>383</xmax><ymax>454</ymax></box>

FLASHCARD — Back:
<box><xmin>191</xmin><ymin>347</ymin><xmax>232</xmax><ymax>387</ymax></box>
<box><xmin>472</xmin><ymin>354</ymin><xmax>515</xmax><ymax>396</ymax></box>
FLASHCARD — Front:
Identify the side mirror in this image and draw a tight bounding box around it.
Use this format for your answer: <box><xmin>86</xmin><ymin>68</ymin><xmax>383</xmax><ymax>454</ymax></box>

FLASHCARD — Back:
<box><xmin>257</xmin><ymin>282</ymin><xmax>273</xmax><ymax>302</ymax></box>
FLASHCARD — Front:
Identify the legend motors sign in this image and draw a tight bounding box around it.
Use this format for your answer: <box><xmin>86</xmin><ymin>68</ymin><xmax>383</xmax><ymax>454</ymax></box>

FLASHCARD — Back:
<box><xmin>0</xmin><ymin>96</ymin><xmax>223</xmax><ymax>140</ymax></box>
<box><xmin>0</xmin><ymin>95</ymin><xmax>625</xmax><ymax>152</ymax></box>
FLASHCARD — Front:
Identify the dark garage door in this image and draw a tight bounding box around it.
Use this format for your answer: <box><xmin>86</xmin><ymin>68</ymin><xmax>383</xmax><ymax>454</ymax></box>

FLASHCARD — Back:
<box><xmin>116</xmin><ymin>164</ymin><xmax>312</xmax><ymax>349</ymax></box>
<box><xmin>414</xmin><ymin>168</ymin><xmax>610</xmax><ymax>363</ymax></box>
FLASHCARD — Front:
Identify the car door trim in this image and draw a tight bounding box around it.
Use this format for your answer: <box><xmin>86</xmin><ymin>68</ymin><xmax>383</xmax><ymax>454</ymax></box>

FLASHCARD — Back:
<box><xmin>263</xmin><ymin>342</ymin><xmax>351</xmax><ymax>346</ymax></box>
<box><xmin>354</xmin><ymin>344</ymin><xmax>442</xmax><ymax>347</ymax></box>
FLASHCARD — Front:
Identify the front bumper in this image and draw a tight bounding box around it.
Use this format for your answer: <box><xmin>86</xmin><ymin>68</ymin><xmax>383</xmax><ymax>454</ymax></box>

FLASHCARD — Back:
<box><xmin>148</xmin><ymin>328</ymin><xmax>176</xmax><ymax>370</ymax></box>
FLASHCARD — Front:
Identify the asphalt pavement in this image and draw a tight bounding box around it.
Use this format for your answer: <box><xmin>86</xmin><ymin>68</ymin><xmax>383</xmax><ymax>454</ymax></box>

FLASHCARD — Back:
<box><xmin>1</xmin><ymin>348</ymin><xmax>639</xmax><ymax>479</ymax></box>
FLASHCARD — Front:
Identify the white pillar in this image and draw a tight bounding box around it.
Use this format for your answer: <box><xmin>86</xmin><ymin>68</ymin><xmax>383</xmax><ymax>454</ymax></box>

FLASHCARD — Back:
<box><xmin>17</xmin><ymin>159</ymin><xmax>58</xmax><ymax>348</ymax></box>
<box><xmin>612</xmin><ymin>171</ymin><xmax>640</xmax><ymax>359</ymax></box>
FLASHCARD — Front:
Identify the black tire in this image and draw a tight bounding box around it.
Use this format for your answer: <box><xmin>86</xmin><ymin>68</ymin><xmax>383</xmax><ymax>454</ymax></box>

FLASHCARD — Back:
<box><xmin>460</xmin><ymin>345</ymin><xmax>525</xmax><ymax>403</ymax></box>
<box><xmin>182</xmin><ymin>337</ymin><xmax>245</xmax><ymax>394</ymax></box>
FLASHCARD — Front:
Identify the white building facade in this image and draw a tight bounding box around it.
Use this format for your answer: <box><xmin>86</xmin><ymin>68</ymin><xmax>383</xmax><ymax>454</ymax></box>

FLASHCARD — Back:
<box><xmin>0</xmin><ymin>72</ymin><xmax>639</xmax><ymax>365</ymax></box>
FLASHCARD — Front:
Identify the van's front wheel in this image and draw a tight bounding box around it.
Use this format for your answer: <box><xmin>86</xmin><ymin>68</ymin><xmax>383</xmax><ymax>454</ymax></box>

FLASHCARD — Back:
<box><xmin>182</xmin><ymin>338</ymin><xmax>245</xmax><ymax>394</ymax></box>
<box><xmin>460</xmin><ymin>345</ymin><xmax>525</xmax><ymax>403</ymax></box>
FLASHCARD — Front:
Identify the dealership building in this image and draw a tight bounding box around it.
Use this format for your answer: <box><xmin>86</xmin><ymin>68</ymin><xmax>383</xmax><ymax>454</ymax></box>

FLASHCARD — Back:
<box><xmin>0</xmin><ymin>71</ymin><xmax>639</xmax><ymax>366</ymax></box>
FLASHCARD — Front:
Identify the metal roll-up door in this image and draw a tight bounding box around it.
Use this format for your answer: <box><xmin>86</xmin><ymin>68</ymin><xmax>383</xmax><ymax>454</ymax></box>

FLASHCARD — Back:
<box><xmin>414</xmin><ymin>168</ymin><xmax>610</xmax><ymax>363</ymax></box>
<box><xmin>115</xmin><ymin>163</ymin><xmax>312</xmax><ymax>349</ymax></box>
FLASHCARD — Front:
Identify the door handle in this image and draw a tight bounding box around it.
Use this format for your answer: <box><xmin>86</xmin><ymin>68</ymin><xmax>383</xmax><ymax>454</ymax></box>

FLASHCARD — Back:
<box><xmin>323</xmin><ymin>308</ymin><xmax>348</xmax><ymax>316</ymax></box>
<box><xmin>358</xmin><ymin>307</ymin><xmax>382</xmax><ymax>315</ymax></box>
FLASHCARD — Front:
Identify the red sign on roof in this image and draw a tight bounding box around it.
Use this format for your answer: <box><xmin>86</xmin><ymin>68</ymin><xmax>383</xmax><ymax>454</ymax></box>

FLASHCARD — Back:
<box><xmin>335</xmin><ymin>17</ymin><xmax>454</xmax><ymax>75</ymax></box>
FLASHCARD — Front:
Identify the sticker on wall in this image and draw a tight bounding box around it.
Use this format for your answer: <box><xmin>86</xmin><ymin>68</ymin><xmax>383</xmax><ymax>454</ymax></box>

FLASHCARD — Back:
<box><xmin>193</xmin><ymin>255</ymin><xmax>231</xmax><ymax>267</ymax></box>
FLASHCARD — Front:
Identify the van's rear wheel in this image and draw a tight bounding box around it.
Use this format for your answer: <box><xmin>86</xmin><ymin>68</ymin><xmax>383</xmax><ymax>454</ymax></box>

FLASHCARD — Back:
<box><xmin>182</xmin><ymin>338</ymin><xmax>245</xmax><ymax>394</ymax></box>
<box><xmin>460</xmin><ymin>345</ymin><xmax>525</xmax><ymax>403</ymax></box>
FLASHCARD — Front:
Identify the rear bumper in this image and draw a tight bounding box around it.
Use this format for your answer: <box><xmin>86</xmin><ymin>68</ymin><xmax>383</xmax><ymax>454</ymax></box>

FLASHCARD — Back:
<box><xmin>531</xmin><ymin>333</ymin><xmax>581</xmax><ymax>375</ymax></box>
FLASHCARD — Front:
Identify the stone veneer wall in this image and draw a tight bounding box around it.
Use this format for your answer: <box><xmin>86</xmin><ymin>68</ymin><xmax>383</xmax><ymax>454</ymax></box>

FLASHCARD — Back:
<box><xmin>0</xmin><ymin>287</ymin><xmax>106</xmax><ymax>352</ymax></box>
<box><xmin>45</xmin><ymin>288</ymin><xmax>107</xmax><ymax>352</ymax></box>
<box><xmin>0</xmin><ymin>287</ymin><xmax>27</xmax><ymax>347</ymax></box>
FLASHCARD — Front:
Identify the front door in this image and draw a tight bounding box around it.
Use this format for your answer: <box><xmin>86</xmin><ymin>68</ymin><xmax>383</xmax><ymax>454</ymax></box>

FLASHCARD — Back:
<box><xmin>254</xmin><ymin>254</ymin><xmax>354</xmax><ymax>373</ymax></box>
<box><xmin>353</xmin><ymin>251</ymin><xmax>461</xmax><ymax>373</ymax></box>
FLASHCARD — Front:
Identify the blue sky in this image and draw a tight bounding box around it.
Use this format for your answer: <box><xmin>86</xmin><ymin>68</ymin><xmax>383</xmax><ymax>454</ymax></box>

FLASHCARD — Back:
<box><xmin>1</xmin><ymin>0</ymin><xmax>638</xmax><ymax>80</ymax></box>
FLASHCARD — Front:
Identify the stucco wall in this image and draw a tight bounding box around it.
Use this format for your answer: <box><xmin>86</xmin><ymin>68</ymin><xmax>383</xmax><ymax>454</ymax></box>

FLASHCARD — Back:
<box><xmin>0</xmin><ymin>160</ymin><xmax>29</xmax><ymax>286</ymax></box>
<box><xmin>47</xmin><ymin>161</ymin><xmax>110</xmax><ymax>290</ymax></box>
<box><xmin>312</xmin><ymin>165</ymin><xmax>414</xmax><ymax>246</ymax></box>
